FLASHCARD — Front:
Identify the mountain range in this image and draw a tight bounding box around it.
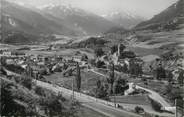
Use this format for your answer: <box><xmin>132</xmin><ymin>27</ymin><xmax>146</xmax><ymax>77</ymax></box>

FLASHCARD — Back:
<box><xmin>1</xmin><ymin>0</ymin><xmax>183</xmax><ymax>44</ymax></box>
<box><xmin>39</xmin><ymin>4</ymin><xmax>118</xmax><ymax>35</ymax></box>
<box><xmin>0</xmin><ymin>0</ymin><xmax>117</xmax><ymax>44</ymax></box>
<box><xmin>102</xmin><ymin>11</ymin><xmax>145</xmax><ymax>29</ymax></box>
<box><xmin>135</xmin><ymin>0</ymin><xmax>184</xmax><ymax>31</ymax></box>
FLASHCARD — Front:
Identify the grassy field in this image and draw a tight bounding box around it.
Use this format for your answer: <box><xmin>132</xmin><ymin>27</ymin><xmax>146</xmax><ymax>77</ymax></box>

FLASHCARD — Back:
<box><xmin>77</xmin><ymin>106</ymin><xmax>107</xmax><ymax>117</ymax></box>
<box><xmin>21</xmin><ymin>48</ymin><xmax>95</xmax><ymax>59</ymax></box>
<box><xmin>127</xmin><ymin>28</ymin><xmax>184</xmax><ymax>59</ymax></box>
<box><xmin>110</xmin><ymin>94</ymin><xmax>151</xmax><ymax>105</ymax></box>
<box><xmin>44</xmin><ymin>71</ymin><xmax>105</xmax><ymax>92</ymax></box>
<box><xmin>127</xmin><ymin>47</ymin><xmax>163</xmax><ymax>57</ymax></box>
<box><xmin>138</xmin><ymin>80</ymin><xmax>168</xmax><ymax>94</ymax></box>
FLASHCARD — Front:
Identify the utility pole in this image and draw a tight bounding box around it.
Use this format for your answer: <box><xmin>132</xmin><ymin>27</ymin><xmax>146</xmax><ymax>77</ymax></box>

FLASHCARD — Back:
<box><xmin>71</xmin><ymin>62</ymin><xmax>75</xmax><ymax>102</ymax></box>
<box><xmin>175</xmin><ymin>69</ymin><xmax>184</xmax><ymax>117</ymax></box>
<box><xmin>111</xmin><ymin>62</ymin><xmax>115</xmax><ymax>107</ymax></box>
<box><xmin>110</xmin><ymin>62</ymin><xmax>116</xmax><ymax>108</ymax></box>
<box><xmin>72</xmin><ymin>74</ymin><xmax>74</xmax><ymax>101</ymax></box>
<box><xmin>76</xmin><ymin>62</ymin><xmax>81</xmax><ymax>92</ymax></box>
<box><xmin>175</xmin><ymin>99</ymin><xmax>177</xmax><ymax>117</ymax></box>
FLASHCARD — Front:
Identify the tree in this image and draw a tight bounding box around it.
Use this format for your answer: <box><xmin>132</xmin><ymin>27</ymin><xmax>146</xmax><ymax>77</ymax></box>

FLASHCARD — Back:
<box><xmin>96</xmin><ymin>60</ymin><xmax>105</xmax><ymax>68</ymax></box>
<box><xmin>167</xmin><ymin>70</ymin><xmax>173</xmax><ymax>82</ymax></box>
<box><xmin>4</xmin><ymin>64</ymin><xmax>25</xmax><ymax>75</ymax></box>
<box><xmin>95</xmin><ymin>48</ymin><xmax>104</xmax><ymax>57</ymax></box>
<box><xmin>156</xmin><ymin>65</ymin><xmax>166</xmax><ymax>80</ymax></box>
<box><xmin>35</xmin><ymin>86</ymin><xmax>46</xmax><ymax>97</ymax></box>
<box><xmin>63</xmin><ymin>63</ymin><xmax>68</xmax><ymax>70</ymax></box>
<box><xmin>42</xmin><ymin>93</ymin><xmax>77</xmax><ymax>117</ymax></box>
<box><xmin>1</xmin><ymin>83</ymin><xmax>32</xmax><ymax>116</ymax></box>
<box><xmin>135</xmin><ymin>106</ymin><xmax>144</xmax><ymax>113</ymax></box>
<box><xmin>0</xmin><ymin>56</ymin><xmax>7</xmax><ymax>65</ymax></box>
<box><xmin>178</xmin><ymin>70</ymin><xmax>184</xmax><ymax>85</ymax></box>
<box><xmin>81</xmin><ymin>54</ymin><xmax>88</xmax><ymax>61</ymax></box>
<box><xmin>76</xmin><ymin>63</ymin><xmax>81</xmax><ymax>91</ymax></box>
<box><xmin>0</xmin><ymin>67</ymin><xmax>7</xmax><ymax>75</ymax></box>
<box><xmin>107</xmin><ymin>63</ymin><xmax>115</xmax><ymax>95</ymax></box>
<box><xmin>89</xmin><ymin>59</ymin><xmax>96</xmax><ymax>67</ymax></box>
<box><xmin>25</xmin><ymin>65</ymin><xmax>33</xmax><ymax>77</ymax></box>
<box><xmin>1</xmin><ymin>83</ymin><xmax>18</xmax><ymax>116</ymax></box>
<box><xmin>129</xmin><ymin>59</ymin><xmax>143</xmax><ymax>77</ymax></box>
<box><xmin>118</xmin><ymin>44</ymin><xmax>126</xmax><ymax>54</ymax></box>
<box><xmin>123</xmin><ymin>63</ymin><xmax>128</xmax><ymax>73</ymax></box>
<box><xmin>95</xmin><ymin>80</ymin><xmax>108</xmax><ymax>99</ymax></box>
<box><xmin>111</xmin><ymin>45</ymin><xmax>118</xmax><ymax>54</ymax></box>
<box><xmin>113</xmin><ymin>77</ymin><xmax>128</xmax><ymax>94</ymax></box>
<box><xmin>21</xmin><ymin>77</ymin><xmax>33</xmax><ymax>90</ymax></box>
<box><xmin>96</xmin><ymin>80</ymin><xmax>102</xmax><ymax>89</ymax></box>
<box><xmin>150</xmin><ymin>98</ymin><xmax>162</xmax><ymax>112</ymax></box>
<box><xmin>120</xmin><ymin>51</ymin><xmax>136</xmax><ymax>59</ymax></box>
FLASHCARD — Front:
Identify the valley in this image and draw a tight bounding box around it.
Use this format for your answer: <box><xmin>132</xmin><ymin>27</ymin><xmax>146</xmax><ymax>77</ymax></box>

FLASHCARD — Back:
<box><xmin>1</xmin><ymin>0</ymin><xmax>184</xmax><ymax>117</ymax></box>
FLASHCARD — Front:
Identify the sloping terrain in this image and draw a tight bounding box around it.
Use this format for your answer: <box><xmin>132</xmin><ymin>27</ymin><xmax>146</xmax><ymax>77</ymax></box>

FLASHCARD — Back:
<box><xmin>1</xmin><ymin>0</ymin><xmax>121</xmax><ymax>44</ymax></box>
<box><xmin>40</xmin><ymin>4</ymin><xmax>118</xmax><ymax>35</ymax></box>
<box><xmin>1</xmin><ymin>0</ymin><xmax>79</xmax><ymax>44</ymax></box>
<box><xmin>135</xmin><ymin>0</ymin><xmax>184</xmax><ymax>31</ymax></box>
<box><xmin>1</xmin><ymin>0</ymin><xmax>76</xmax><ymax>36</ymax></box>
<box><xmin>70</xmin><ymin>37</ymin><xmax>109</xmax><ymax>49</ymax></box>
<box><xmin>102</xmin><ymin>11</ymin><xmax>145</xmax><ymax>29</ymax></box>
<box><xmin>101</xmin><ymin>0</ymin><xmax>184</xmax><ymax>61</ymax></box>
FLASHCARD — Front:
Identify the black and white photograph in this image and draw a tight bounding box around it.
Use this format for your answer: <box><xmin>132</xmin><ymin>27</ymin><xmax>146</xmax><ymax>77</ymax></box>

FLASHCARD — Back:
<box><xmin>0</xmin><ymin>0</ymin><xmax>184</xmax><ymax>116</ymax></box>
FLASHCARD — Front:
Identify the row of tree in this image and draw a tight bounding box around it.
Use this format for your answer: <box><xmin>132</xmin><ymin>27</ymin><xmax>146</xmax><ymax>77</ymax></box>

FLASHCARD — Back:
<box><xmin>95</xmin><ymin>63</ymin><xmax>129</xmax><ymax>99</ymax></box>
<box><xmin>1</xmin><ymin>80</ymin><xmax>79</xmax><ymax>116</ymax></box>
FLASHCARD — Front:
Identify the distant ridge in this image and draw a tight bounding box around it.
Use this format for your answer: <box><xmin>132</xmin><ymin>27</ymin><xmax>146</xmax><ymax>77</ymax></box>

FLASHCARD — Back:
<box><xmin>135</xmin><ymin>0</ymin><xmax>184</xmax><ymax>31</ymax></box>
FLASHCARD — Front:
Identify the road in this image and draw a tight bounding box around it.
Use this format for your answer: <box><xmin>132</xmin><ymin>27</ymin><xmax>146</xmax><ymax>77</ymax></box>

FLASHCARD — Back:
<box><xmin>1</xmin><ymin>67</ymin><xmax>174</xmax><ymax>115</ymax></box>
<box><xmin>35</xmin><ymin>80</ymin><xmax>141</xmax><ymax>117</ymax></box>
<box><xmin>0</xmin><ymin>76</ymin><xmax>140</xmax><ymax>117</ymax></box>
<box><xmin>135</xmin><ymin>85</ymin><xmax>170</xmax><ymax>107</ymax></box>
<box><xmin>89</xmin><ymin>69</ymin><xmax>174</xmax><ymax>112</ymax></box>
<box><xmin>1</xmin><ymin>69</ymin><xmax>141</xmax><ymax>117</ymax></box>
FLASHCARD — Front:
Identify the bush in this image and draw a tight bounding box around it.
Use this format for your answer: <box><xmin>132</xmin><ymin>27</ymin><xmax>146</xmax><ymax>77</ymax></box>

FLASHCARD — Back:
<box><xmin>96</xmin><ymin>60</ymin><xmax>106</xmax><ymax>68</ymax></box>
<box><xmin>149</xmin><ymin>98</ymin><xmax>162</xmax><ymax>112</ymax></box>
<box><xmin>120</xmin><ymin>51</ymin><xmax>136</xmax><ymax>59</ymax></box>
<box><xmin>95</xmin><ymin>48</ymin><xmax>104</xmax><ymax>57</ymax></box>
<box><xmin>89</xmin><ymin>59</ymin><xmax>96</xmax><ymax>67</ymax></box>
<box><xmin>135</xmin><ymin>106</ymin><xmax>144</xmax><ymax>113</ymax></box>
<box><xmin>156</xmin><ymin>66</ymin><xmax>166</xmax><ymax>80</ymax></box>
<box><xmin>1</xmin><ymin>82</ymin><xmax>37</xmax><ymax>116</ymax></box>
<box><xmin>4</xmin><ymin>64</ymin><xmax>25</xmax><ymax>74</ymax></box>
<box><xmin>21</xmin><ymin>78</ymin><xmax>33</xmax><ymax>90</ymax></box>
<box><xmin>113</xmin><ymin>78</ymin><xmax>128</xmax><ymax>94</ymax></box>
<box><xmin>40</xmin><ymin>93</ymin><xmax>78</xmax><ymax>117</ymax></box>
<box><xmin>0</xmin><ymin>67</ymin><xmax>7</xmax><ymax>75</ymax></box>
<box><xmin>35</xmin><ymin>86</ymin><xmax>46</xmax><ymax>97</ymax></box>
<box><xmin>111</xmin><ymin>45</ymin><xmax>118</xmax><ymax>54</ymax></box>
<box><xmin>14</xmin><ymin>76</ymin><xmax>23</xmax><ymax>83</ymax></box>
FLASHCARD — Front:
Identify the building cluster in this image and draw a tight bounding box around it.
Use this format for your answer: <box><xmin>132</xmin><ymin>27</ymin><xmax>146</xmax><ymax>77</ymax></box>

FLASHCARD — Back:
<box><xmin>1</xmin><ymin>49</ymin><xmax>89</xmax><ymax>80</ymax></box>
<box><xmin>0</xmin><ymin>48</ymin><xmax>25</xmax><ymax>57</ymax></box>
<box><xmin>95</xmin><ymin>44</ymin><xmax>143</xmax><ymax>77</ymax></box>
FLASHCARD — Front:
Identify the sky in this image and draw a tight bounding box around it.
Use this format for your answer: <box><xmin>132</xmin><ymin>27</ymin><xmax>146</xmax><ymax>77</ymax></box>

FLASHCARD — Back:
<box><xmin>10</xmin><ymin>0</ymin><xmax>178</xmax><ymax>19</ymax></box>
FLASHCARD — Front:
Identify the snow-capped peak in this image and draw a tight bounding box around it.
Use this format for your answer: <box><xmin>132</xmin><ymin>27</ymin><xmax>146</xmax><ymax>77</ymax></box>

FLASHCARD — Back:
<box><xmin>6</xmin><ymin>0</ymin><xmax>25</xmax><ymax>6</ymax></box>
<box><xmin>38</xmin><ymin>3</ymin><xmax>90</xmax><ymax>17</ymax></box>
<box><xmin>102</xmin><ymin>10</ymin><xmax>139</xmax><ymax>20</ymax></box>
<box><xmin>38</xmin><ymin>3</ymin><xmax>73</xmax><ymax>10</ymax></box>
<box><xmin>101</xmin><ymin>10</ymin><xmax>145</xmax><ymax>29</ymax></box>
<box><xmin>15</xmin><ymin>1</ymin><xmax>25</xmax><ymax>6</ymax></box>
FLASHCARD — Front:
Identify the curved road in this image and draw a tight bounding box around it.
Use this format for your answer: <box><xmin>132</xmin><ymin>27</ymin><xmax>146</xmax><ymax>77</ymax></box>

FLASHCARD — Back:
<box><xmin>35</xmin><ymin>80</ymin><xmax>141</xmax><ymax>117</ymax></box>
<box><xmin>90</xmin><ymin>69</ymin><xmax>174</xmax><ymax>112</ymax></box>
